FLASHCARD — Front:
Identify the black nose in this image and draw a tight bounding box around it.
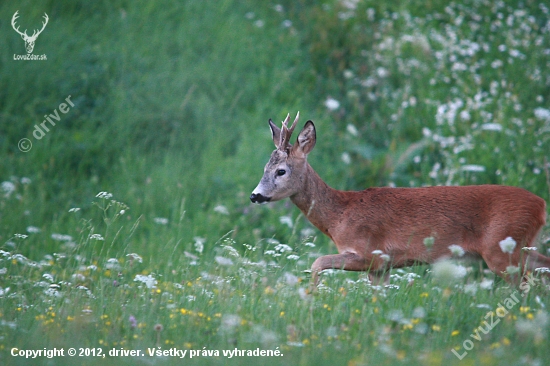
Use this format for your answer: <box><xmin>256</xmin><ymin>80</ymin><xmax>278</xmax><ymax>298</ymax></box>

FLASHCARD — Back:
<box><xmin>250</xmin><ymin>193</ymin><xmax>270</xmax><ymax>203</ymax></box>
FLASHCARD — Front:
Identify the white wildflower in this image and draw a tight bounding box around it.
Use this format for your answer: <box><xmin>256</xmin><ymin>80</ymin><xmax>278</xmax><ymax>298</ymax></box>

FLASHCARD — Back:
<box><xmin>346</xmin><ymin>124</ymin><xmax>359</xmax><ymax>136</ymax></box>
<box><xmin>324</xmin><ymin>97</ymin><xmax>340</xmax><ymax>111</ymax></box>
<box><xmin>14</xmin><ymin>234</ymin><xmax>28</xmax><ymax>239</ymax></box>
<box><xmin>534</xmin><ymin>107</ymin><xmax>550</xmax><ymax>121</ymax></box>
<box><xmin>480</xmin><ymin>123</ymin><xmax>502</xmax><ymax>131</ymax></box>
<box><xmin>153</xmin><ymin>217</ymin><xmax>168</xmax><ymax>225</ymax></box>
<box><xmin>134</xmin><ymin>274</ymin><xmax>157</xmax><ymax>289</ymax></box>
<box><xmin>304</xmin><ymin>242</ymin><xmax>316</xmax><ymax>247</ymax></box>
<box><xmin>376</xmin><ymin>67</ymin><xmax>389</xmax><ymax>78</ymax></box>
<box><xmin>222</xmin><ymin>245</ymin><xmax>240</xmax><ymax>257</ymax></box>
<box><xmin>460</xmin><ymin>110</ymin><xmax>471</xmax><ymax>121</ymax></box>
<box><xmin>274</xmin><ymin>244</ymin><xmax>293</xmax><ymax>253</ymax></box>
<box><xmin>194</xmin><ymin>237</ymin><xmax>205</xmax><ymax>254</ymax></box>
<box><xmin>106</xmin><ymin>258</ymin><xmax>121</xmax><ymax>270</ymax></box>
<box><xmin>461</xmin><ymin>164</ymin><xmax>486</xmax><ymax>172</ymax></box>
<box><xmin>283</xmin><ymin>272</ymin><xmax>299</xmax><ymax>285</ymax></box>
<box><xmin>535</xmin><ymin>267</ymin><xmax>550</xmax><ymax>274</ymax></box>
<box><xmin>380</xmin><ymin>254</ymin><xmax>391</xmax><ymax>262</ymax></box>
<box><xmin>372</xmin><ymin>250</ymin><xmax>384</xmax><ymax>255</ymax></box>
<box><xmin>1</xmin><ymin>181</ymin><xmax>16</xmax><ymax>196</ymax></box>
<box><xmin>213</xmin><ymin>205</ymin><xmax>229</xmax><ymax>215</ymax></box>
<box><xmin>89</xmin><ymin>234</ymin><xmax>104</xmax><ymax>241</ymax></box>
<box><xmin>51</xmin><ymin>233</ymin><xmax>73</xmax><ymax>242</ymax></box>
<box><xmin>126</xmin><ymin>253</ymin><xmax>143</xmax><ymax>263</ymax></box>
<box><xmin>522</xmin><ymin>247</ymin><xmax>538</xmax><ymax>251</ymax></box>
<box><xmin>432</xmin><ymin>259</ymin><xmax>467</xmax><ymax>283</ymax></box>
<box><xmin>341</xmin><ymin>152</ymin><xmax>351</xmax><ymax>165</ymax></box>
<box><xmin>215</xmin><ymin>256</ymin><xmax>234</xmax><ymax>266</ymax></box>
<box><xmin>68</xmin><ymin>207</ymin><xmax>80</xmax><ymax>213</ymax></box>
<box><xmin>300</xmin><ymin>227</ymin><xmax>315</xmax><ymax>237</ymax></box>
<box><xmin>96</xmin><ymin>191</ymin><xmax>113</xmax><ymax>199</ymax></box>
<box><xmin>279</xmin><ymin>215</ymin><xmax>293</xmax><ymax>228</ymax></box>
<box><xmin>464</xmin><ymin>283</ymin><xmax>478</xmax><ymax>296</ymax></box>
<box><xmin>26</xmin><ymin>226</ymin><xmax>41</xmax><ymax>233</ymax></box>
<box><xmin>220</xmin><ymin>314</ymin><xmax>241</xmax><ymax>332</ymax></box>
<box><xmin>286</xmin><ymin>254</ymin><xmax>300</xmax><ymax>261</ymax></box>
<box><xmin>499</xmin><ymin>237</ymin><xmax>516</xmax><ymax>254</ymax></box>
<box><xmin>448</xmin><ymin>244</ymin><xmax>465</xmax><ymax>257</ymax></box>
<box><xmin>479</xmin><ymin>278</ymin><xmax>494</xmax><ymax>290</ymax></box>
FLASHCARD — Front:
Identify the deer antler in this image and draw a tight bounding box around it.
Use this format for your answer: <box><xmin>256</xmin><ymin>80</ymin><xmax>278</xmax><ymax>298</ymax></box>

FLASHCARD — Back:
<box><xmin>279</xmin><ymin>112</ymin><xmax>300</xmax><ymax>150</ymax></box>
<box><xmin>11</xmin><ymin>11</ymin><xmax>26</xmax><ymax>37</ymax></box>
<box><xmin>31</xmin><ymin>13</ymin><xmax>49</xmax><ymax>39</ymax></box>
<box><xmin>11</xmin><ymin>11</ymin><xmax>48</xmax><ymax>40</ymax></box>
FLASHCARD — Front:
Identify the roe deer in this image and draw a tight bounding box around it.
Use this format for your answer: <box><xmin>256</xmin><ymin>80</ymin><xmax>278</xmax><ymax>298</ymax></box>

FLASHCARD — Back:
<box><xmin>250</xmin><ymin>112</ymin><xmax>550</xmax><ymax>285</ymax></box>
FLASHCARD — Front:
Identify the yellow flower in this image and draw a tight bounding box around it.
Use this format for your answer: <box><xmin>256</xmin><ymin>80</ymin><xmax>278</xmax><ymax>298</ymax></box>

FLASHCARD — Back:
<box><xmin>519</xmin><ymin>306</ymin><xmax>530</xmax><ymax>313</ymax></box>
<box><xmin>280</xmin><ymin>311</ymin><xmax>285</xmax><ymax>317</ymax></box>
<box><xmin>451</xmin><ymin>330</ymin><xmax>460</xmax><ymax>336</ymax></box>
<box><xmin>526</xmin><ymin>313</ymin><xmax>534</xmax><ymax>320</ymax></box>
<box><xmin>432</xmin><ymin>325</ymin><xmax>441</xmax><ymax>332</ymax></box>
<box><xmin>502</xmin><ymin>337</ymin><xmax>511</xmax><ymax>346</ymax></box>
<box><xmin>420</xmin><ymin>292</ymin><xmax>429</xmax><ymax>298</ymax></box>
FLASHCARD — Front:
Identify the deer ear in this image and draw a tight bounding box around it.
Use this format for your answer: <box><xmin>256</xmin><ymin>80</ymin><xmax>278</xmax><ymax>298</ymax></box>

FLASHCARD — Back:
<box><xmin>294</xmin><ymin>121</ymin><xmax>316</xmax><ymax>157</ymax></box>
<box><xmin>269</xmin><ymin>119</ymin><xmax>282</xmax><ymax>149</ymax></box>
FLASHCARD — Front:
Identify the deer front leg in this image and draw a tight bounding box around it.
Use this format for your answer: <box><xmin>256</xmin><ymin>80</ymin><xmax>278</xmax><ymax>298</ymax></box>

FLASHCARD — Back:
<box><xmin>310</xmin><ymin>252</ymin><xmax>377</xmax><ymax>288</ymax></box>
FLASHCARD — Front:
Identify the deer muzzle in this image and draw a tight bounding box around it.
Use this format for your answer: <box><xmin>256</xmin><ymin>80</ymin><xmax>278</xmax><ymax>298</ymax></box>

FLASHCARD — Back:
<box><xmin>250</xmin><ymin>193</ymin><xmax>271</xmax><ymax>204</ymax></box>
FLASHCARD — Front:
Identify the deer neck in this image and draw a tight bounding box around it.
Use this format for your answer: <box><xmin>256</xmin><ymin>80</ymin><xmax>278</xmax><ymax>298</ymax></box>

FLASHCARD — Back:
<box><xmin>290</xmin><ymin>163</ymin><xmax>344</xmax><ymax>237</ymax></box>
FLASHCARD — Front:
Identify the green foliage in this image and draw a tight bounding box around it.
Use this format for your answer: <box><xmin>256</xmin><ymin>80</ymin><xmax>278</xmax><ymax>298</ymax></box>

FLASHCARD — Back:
<box><xmin>1</xmin><ymin>0</ymin><xmax>549</xmax><ymax>365</ymax></box>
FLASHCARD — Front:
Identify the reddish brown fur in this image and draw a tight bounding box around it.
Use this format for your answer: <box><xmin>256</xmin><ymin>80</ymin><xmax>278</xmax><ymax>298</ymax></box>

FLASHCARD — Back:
<box><xmin>251</xmin><ymin>115</ymin><xmax>550</xmax><ymax>285</ymax></box>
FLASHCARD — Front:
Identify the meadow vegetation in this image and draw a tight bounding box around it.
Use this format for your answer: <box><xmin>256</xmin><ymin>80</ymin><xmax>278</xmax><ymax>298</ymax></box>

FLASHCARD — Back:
<box><xmin>1</xmin><ymin>0</ymin><xmax>549</xmax><ymax>365</ymax></box>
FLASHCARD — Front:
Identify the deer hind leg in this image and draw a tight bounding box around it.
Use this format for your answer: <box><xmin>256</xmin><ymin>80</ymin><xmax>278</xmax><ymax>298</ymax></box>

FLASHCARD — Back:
<box><xmin>481</xmin><ymin>221</ymin><xmax>547</xmax><ymax>282</ymax></box>
<box><xmin>310</xmin><ymin>252</ymin><xmax>380</xmax><ymax>287</ymax></box>
<box><xmin>524</xmin><ymin>251</ymin><xmax>550</xmax><ymax>278</ymax></box>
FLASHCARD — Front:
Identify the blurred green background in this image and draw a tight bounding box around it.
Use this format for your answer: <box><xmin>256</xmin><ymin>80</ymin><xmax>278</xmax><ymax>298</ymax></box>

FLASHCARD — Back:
<box><xmin>1</xmin><ymin>0</ymin><xmax>549</xmax><ymax>262</ymax></box>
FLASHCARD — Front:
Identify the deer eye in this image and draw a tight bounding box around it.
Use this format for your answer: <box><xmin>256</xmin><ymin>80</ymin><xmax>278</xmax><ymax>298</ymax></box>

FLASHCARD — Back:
<box><xmin>277</xmin><ymin>169</ymin><xmax>286</xmax><ymax>176</ymax></box>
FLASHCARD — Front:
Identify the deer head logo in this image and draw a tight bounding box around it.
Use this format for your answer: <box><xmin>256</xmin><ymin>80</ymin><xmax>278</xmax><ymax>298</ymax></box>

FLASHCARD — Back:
<box><xmin>11</xmin><ymin>11</ymin><xmax>49</xmax><ymax>54</ymax></box>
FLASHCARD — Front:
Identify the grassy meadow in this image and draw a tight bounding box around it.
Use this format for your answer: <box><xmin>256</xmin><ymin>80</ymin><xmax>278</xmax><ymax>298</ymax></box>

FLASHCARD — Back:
<box><xmin>1</xmin><ymin>0</ymin><xmax>550</xmax><ymax>365</ymax></box>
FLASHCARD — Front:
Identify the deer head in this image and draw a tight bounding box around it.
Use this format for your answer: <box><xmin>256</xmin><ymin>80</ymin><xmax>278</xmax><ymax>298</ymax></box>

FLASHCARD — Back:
<box><xmin>250</xmin><ymin>112</ymin><xmax>317</xmax><ymax>203</ymax></box>
<box><xmin>12</xmin><ymin>11</ymin><xmax>49</xmax><ymax>54</ymax></box>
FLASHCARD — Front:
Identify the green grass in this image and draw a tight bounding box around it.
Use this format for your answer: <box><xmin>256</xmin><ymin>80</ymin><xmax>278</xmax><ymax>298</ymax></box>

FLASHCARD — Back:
<box><xmin>1</xmin><ymin>0</ymin><xmax>550</xmax><ymax>365</ymax></box>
